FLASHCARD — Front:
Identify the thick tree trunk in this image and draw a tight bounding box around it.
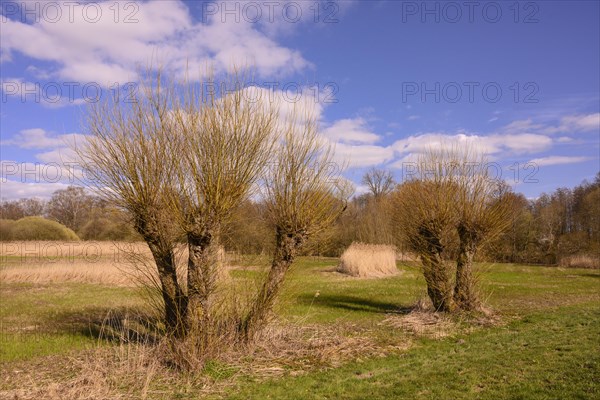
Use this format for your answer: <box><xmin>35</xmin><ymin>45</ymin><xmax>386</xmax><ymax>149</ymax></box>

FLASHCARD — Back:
<box><xmin>134</xmin><ymin>214</ymin><xmax>187</xmax><ymax>337</ymax></box>
<box><xmin>186</xmin><ymin>228</ymin><xmax>220</xmax><ymax>334</ymax></box>
<box><xmin>242</xmin><ymin>227</ymin><xmax>305</xmax><ymax>341</ymax></box>
<box><xmin>422</xmin><ymin>252</ymin><xmax>455</xmax><ymax>312</ymax></box>
<box><xmin>418</xmin><ymin>223</ymin><xmax>454</xmax><ymax>312</ymax></box>
<box><xmin>147</xmin><ymin>243</ymin><xmax>187</xmax><ymax>336</ymax></box>
<box><xmin>455</xmin><ymin>224</ymin><xmax>480</xmax><ymax>310</ymax></box>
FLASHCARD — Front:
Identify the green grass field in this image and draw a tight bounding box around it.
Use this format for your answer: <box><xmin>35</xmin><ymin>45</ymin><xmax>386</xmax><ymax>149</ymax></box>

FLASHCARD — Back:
<box><xmin>1</xmin><ymin>252</ymin><xmax>599</xmax><ymax>399</ymax></box>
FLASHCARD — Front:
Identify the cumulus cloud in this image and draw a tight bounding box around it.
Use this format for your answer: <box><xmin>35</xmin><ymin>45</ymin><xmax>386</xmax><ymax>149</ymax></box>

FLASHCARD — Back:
<box><xmin>321</xmin><ymin>118</ymin><xmax>381</xmax><ymax>145</ymax></box>
<box><xmin>1</xmin><ymin>128</ymin><xmax>85</xmax><ymax>150</ymax></box>
<box><xmin>1</xmin><ymin>0</ymin><xmax>312</xmax><ymax>86</ymax></box>
<box><xmin>391</xmin><ymin>132</ymin><xmax>552</xmax><ymax>158</ymax></box>
<box><xmin>332</xmin><ymin>142</ymin><xmax>394</xmax><ymax>168</ymax></box>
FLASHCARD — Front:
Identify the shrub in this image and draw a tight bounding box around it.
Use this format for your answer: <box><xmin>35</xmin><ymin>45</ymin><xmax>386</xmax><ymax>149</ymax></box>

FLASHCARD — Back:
<box><xmin>79</xmin><ymin>217</ymin><xmax>140</xmax><ymax>241</ymax></box>
<box><xmin>559</xmin><ymin>255</ymin><xmax>600</xmax><ymax>269</ymax></box>
<box><xmin>10</xmin><ymin>217</ymin><xmax>80</xmax><ymax>241</ymax></box>
<box><xmin>0</xmin><ymin>219</ymin><xmax>16</xmax><ymax>241</ymax></box>
<box><xmin>337</xmin><ymin>242</ymin><xmax>398</xmax><ymax>278</ymax></box>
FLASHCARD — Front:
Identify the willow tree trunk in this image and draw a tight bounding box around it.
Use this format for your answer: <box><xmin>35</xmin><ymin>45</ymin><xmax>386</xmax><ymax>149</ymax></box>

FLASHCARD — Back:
<box><xmin>135</xmin><ymin>213</ymin><xmax>187</xmax><ymax>337</ymax></box>
<box><xmin>418</xmin><ymin>224</ymin><xmax>455</xmax><ymax>312</ymax></box>
<box><xmin>422</xmin><ymin>252</ymin><xmax>455</xmax><ymax>312</ymax></box>
<box><xmin>455</xmin><ymin>225</ymin><xmax>480</xmax><ymax>310</ymax></box>
<box><xmin>186</xmin><ymin>228</ymin><xmax>220</xmax><ymax>335</ymax></box>
<box><xmin>242</xmin><ymin>228</ymin><xmax>305</xmax><ymax>341</ymax></box>
<box><xmin>147</xmin><ymin>242</ymin><xmax>187</xmax><ymax>336</ymax></box>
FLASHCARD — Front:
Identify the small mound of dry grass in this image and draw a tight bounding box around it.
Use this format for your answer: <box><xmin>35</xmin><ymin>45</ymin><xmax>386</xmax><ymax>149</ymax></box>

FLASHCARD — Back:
<box><xmin>337</xmin><ymin>242</ymin><xmax>398</xmax><ymax>278</ymax></box>
<box><xmin>381</xmin><ymin>298</ymin><xmax>504</xmax><ymax>339</ymax></box>
<box><xmin>559</xmin><ymin>254</ymin><xmax>600</xmax><ymax>269</ymax></box>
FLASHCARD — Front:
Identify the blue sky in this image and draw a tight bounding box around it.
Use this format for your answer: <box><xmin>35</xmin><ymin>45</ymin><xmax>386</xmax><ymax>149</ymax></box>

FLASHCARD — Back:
<box><xmin>1</xmin><ymin>0</ymin><xmax>599</xmax><ymax>200</ymax></box>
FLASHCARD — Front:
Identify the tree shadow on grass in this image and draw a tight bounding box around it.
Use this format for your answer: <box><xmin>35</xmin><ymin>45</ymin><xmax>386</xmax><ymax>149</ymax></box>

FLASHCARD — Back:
<box><xmin>580</xmin><ymin>273</ymin><xmax>600</xmax><ymax>278</ymax></box>
<box><xmin>49</xmin><ymin>306</ymin><xmax>162</xmax><ymax>345</ymax></box>
<box><xmin>299</xmin><ymin>294</ymin><xmax>412</xmax><ymax>315</ymax></box>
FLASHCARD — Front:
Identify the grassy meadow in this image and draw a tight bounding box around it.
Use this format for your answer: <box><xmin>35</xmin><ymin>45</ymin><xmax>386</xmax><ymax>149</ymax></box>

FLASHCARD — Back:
<box><xmin>0</xmin><ymin>241</ymin><xmax>599</xmax><ymax>399</ymax></box>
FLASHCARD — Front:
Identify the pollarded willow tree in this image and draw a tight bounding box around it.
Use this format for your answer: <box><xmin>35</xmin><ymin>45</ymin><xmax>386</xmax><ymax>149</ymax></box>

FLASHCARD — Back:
<box><xmin>78</xmin><ymin>69</ymin><xmax>279</xmax><ymax>337</ymax></box>
<box><xmin>394</xmin><ymin>158</ymin><xmax>458</xmax><ymax>312</ymax></box>
<box><xmin>452</xmin><ymin>149</ymin><xmax>514</xmax><ymax>310</ymax></box>
<box><xmin>394</xmin><ymin>145</ymin><xmax>514</xmax><ymax>312</ymax></box>
<box><xmin>80</xmin><ymin>75</ymin><xmax>187</xmax><ymax>334</ymax></box>
<box><xmin>241</xmin><ymin>109</ymin><xmax>349</xmax><ymax>340</ymax></box>
<box><xmin>167</xmin><ymin>75</ymin><xmax>278</xmax><ymax>335</ymax></box>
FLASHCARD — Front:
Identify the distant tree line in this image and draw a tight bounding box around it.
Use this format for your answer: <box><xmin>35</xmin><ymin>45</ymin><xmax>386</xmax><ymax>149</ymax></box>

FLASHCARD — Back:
<box><xmin>1</xmin><ymin>173</ymin><xmax>598</xmax><ymax>267</ymax></box>
<box><xmin>226</xmin><ymin>169</ymin><xmax>600</xmax><ymax>268</ymax></box>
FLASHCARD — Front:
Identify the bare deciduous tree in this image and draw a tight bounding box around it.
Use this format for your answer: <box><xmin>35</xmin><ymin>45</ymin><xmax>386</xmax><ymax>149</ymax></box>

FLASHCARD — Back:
<box><xmin>46</xmin><ymin>186</ymin><xmax>93</xmax><ymax>231</ymax></box>
<box><xmin>394</xmin><ymin>177</ymin><xmax>458</xmax><ymax>312</ymax></box>
<box><xmin>242</xmin><ymin>110</ymin><xmax>348</xmax><ymax>340</ymax></box>
<box><xmin>167</xmin><ymin>73</ymin><xmax>279</xmax><ymax>334</ymax></box>
<box><xmin>362</xmin><ymin>168</ymin><xmax>395</xmax><ymax>199</ymax></box>
<box><xmin>452</xmin><ymin>151</ymin><xmax>514</xmax><ymax>310</ymax></box>
<box><xmin>393</xmin><ymin>146</ymin><xmax>514</xmax><ymax>312</ymax></box>
<box><xmin>79</xmin><ymin>73</ymin><xmax>187</xmax><ymax>335</ymax></box>
<box><xmin>81</xmin><ymin>68</ymin><xmax>282</xmax><ymax>340</ymax></box>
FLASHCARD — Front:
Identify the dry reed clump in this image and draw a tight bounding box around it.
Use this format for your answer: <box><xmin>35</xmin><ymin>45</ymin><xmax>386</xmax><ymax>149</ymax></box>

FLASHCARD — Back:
<box><xmin>337</xmin><ymin>242</ymin><xmax>399</xmax><ymax>278</ymax></box>
<box><xmin>559</xmin><ymin>254</ymin><xmax>600</xmax><ymax>269</ymax></box>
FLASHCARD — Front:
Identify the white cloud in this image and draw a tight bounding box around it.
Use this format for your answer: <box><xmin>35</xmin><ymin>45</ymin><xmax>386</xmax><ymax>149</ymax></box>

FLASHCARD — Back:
<box><xmin>1</xmin><ymin>0</ymin><xmax>311</xmax><ymax>86</ymax></box>
<box><xmin>321</xmin><ymin>118</ymin><xmax>380</xmax><ymax>145</ymax></box>
<box><xmin>0</xmin><ymin>179</ymin><xmax>72</xmax><ymax>200</ymax></box>
<box><xmin>557</xmin><ymin>136</ymin><xmax>574</xmax><ymax>143</ymax></box>
<box><xmin>550</xmin><ymin>113</ymin><xmax>600</xmax><ymax>133</ymax></box>
<box><xmin>390</xmin><ymin>131</ymin><xmax>554</xmax><ymax>165</ymax></box>
<box><xmin>332</xmin><ymin>142</ymin><xmax>394</xmax><ymax>168</ymax></box>
<box><xmin>501</xmin><ymin>119</ymin><xmax>545</xmax><ymax>134</ymax></box>
<box><xmin>1</xmin><ymin>128</ymin><xmax>85</xmax><ymax>150</ymax></box>
<box><xmin>528</xmin><ymin>156</ymin><xmax>592</xmax><ymax>167</ymax></box>
<box><xmin>500</xmin><ymin>133</ymin><xmax>553</xmax><ymax>154</ymax></box>
<box><xmin>502</xmin><ymin>113</ymin><xmax>599</xmax><ymax>135</ymax></box>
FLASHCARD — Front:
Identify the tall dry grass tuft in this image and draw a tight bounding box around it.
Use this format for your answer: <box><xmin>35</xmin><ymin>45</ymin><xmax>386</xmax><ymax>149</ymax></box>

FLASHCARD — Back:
<box><xmin>337</xmin><ymin>242</ymin><xmax>398</xmax><ymax>278</ymax></box>
<box><xmin>559</xmin><ymin>254</ymin><xmax>600</xmax><ymax>269</ymax></box>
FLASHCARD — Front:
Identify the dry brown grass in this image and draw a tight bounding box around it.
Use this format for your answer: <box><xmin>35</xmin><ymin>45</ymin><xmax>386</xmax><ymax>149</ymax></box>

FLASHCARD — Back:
<box><xmin>0</xmin><ymin>261</ymin><xmax>144</xmax><ymax>286</ymax></box>
<box><xmin>337</xmin><ymin>242</ymin><xmax>399</xmax><ymax>278</ymax></box>
<box><xmin>1</xmin><ymin>241</ymin><xmax>151</xmax><ymax>262</ymax></box>
<box><xmin>0</xmin><ymin>319</ymin><xmax>411</xmax><ymax>400</ymax></box>
<box><xmin>381</xmin><ymin>297</ymin><xmax>504</xmax><ymax>340</ymax></box>
<box><xmin>0</xmin><ymin>241</ymin><xmax>232</xmax><ymax>287</ymax></box>
<box><xmin>559</xmin><ymin>254</ymin><xmax>600</xmax><ymax>269</ymax></box>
